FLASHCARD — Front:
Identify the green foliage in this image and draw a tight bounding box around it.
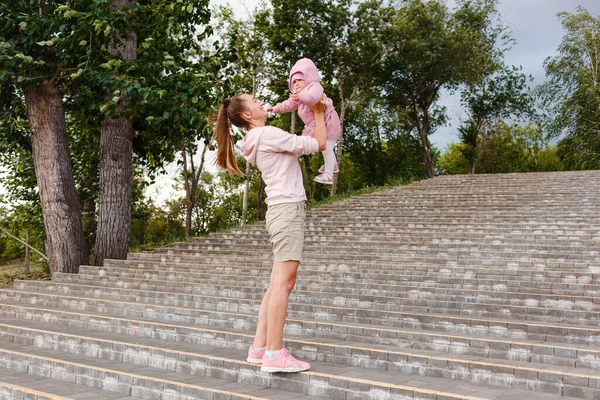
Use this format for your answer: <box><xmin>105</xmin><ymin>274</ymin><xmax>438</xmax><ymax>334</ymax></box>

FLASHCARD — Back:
<box><xmin>539</xmin><ymin>7</ymin><xmax>600</xmax><ymax>169</ymax></box>
<box><xmin>1</xmin><ymin>0</ymin><xmax>231</xmax><ymax>172</ymax></box>
<box><xmin>458</xmin><ymin>64</ymin><xmax>536</xmax><ymax>173</ymax></box>
<box><xmin>463</xmin><ymin>65</ymin><xmax>534</xmax><ymax>124</ymax></box>
<box><xmin>556</xmin><ymin>134</ymin><xmax>600</xmax><ymax>170</ymax></box>
<box><xmin>439</xmin><ymin>121</ymin><xmax>564</xmax><ymax>175</ymax></box>
<box><xmin>342</xmin><ymin>97</ymin><xmax>428</xmax><ymax>187</ymax></box>
<box><xmin>437</xmin><ymin>143</ymin><xmax>470</xmax><ymax>175</ymax></box>
<box><xmin>374</xmin><ymin>0</ymin><xmax>508</xmax><ymax>177</ymax></box>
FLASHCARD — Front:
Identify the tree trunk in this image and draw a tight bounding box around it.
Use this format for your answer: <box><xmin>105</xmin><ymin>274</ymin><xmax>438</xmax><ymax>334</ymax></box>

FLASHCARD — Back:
<box><xmin>94</xmin><ymin>0</ymin><xmax>137</xmax><ymax>265</ymax></box>
<box><xmin>23</xmin><ymin>82</ymin><xmax>88</xmax><ymax>273</ymax></box>
<box><xmin>418</xmin><ymin>127</ymin><xmax>435</xmax><ymax>178</ymax></box>
<box><xmin>417</xmin><ymin>108</ymin><xmax>435</xmax><ymax>178</ymax></box>
<box><xmin>183</xmin><ymin>142</ymin><xmax>208</xmax><ymax>236</ymax></box>
<box><xmin>94</xmin><ymin>112</ymin><xmax>134</xmax><ymax>264</ymax></box>
<box><xmin>182</xmin><ymin>144</ymin><xmax>192</xmax><ymax>237</ymax></box>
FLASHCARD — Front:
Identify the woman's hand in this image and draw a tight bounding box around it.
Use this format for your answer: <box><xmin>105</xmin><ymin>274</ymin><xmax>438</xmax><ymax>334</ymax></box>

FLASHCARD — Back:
<box><xmin>311</xmin><ymin>95</ymin><xmax>327</xmax><ymax>151</ymax></box>
<box><xmin>310</xmin><ymin>95</ymin><xmax>327</xmax><ymax>115</ymax></box>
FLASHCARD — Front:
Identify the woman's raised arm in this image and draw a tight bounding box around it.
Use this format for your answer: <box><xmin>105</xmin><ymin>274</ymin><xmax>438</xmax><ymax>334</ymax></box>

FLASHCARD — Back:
<box><xmin>310</xmin><ymin>96</ymin><xmax>327</xmax><ymax>152</ymax></box>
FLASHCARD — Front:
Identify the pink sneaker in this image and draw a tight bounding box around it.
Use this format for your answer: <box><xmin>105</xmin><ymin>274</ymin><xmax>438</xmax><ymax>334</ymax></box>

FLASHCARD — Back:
<box><xmin>260</xmin><ymin>348</ymin><xmax>310</xmax><ymax>373</ymax></box>
<box><xmin>318</xmin><ymin>162</ymin><xmax>339</xmax><ymax>174</ymax></box>
<box><xmin>246</xmin><ymin>346</ymin><xmax>265</xmax><ymax>364</ymax></box>
<box><xmin>314</xmin><ymin>173</ymin><xmax>333</xmax><ymax>185</ymax></box>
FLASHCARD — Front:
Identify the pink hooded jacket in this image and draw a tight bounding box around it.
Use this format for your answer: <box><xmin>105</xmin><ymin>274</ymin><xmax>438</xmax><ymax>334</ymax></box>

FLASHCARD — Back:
<box><xmin>241</xmin><ymin>125</ymin><xmax>319</xmax><ymax>206</ymax></box>
<box><xmin>271</xmin><ymin>58</ymin><xmax>341</xmax><ymax>141</ymax></box>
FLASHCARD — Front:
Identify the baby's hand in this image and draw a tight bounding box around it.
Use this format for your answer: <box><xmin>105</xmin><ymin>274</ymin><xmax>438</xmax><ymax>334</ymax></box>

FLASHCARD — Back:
<box><xmin>289</xmin><ymin>93</ymin><xmax>300</xmax><ymax>102</ymax></box>
<box><xmin>266</xmin><ymin>107</ymin><xmax>274</xmax><ymax>112</ymax></box>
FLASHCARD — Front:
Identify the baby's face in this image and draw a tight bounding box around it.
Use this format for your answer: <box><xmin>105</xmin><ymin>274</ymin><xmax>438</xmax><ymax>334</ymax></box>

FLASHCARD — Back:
<box><xmin>293</xmin><ymin>79</ymin><xmax>306</xmax><ymax>93</ymax></box>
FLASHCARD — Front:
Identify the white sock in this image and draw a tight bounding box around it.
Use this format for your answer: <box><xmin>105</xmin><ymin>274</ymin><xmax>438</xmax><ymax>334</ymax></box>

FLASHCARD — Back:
<box><xmin>253</xmin><ymin>346</ymin><xmax>265</xmax><ymax>351</ymax></box>
<box><xmin>266</xmin><ymin>349</ymin><xmax>281</xmax><ymax>359</ymax></box>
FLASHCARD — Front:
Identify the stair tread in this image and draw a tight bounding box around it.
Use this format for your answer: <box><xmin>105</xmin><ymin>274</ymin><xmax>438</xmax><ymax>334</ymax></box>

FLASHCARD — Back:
<box><xmin>0</xmin><ymin>322</ymin><xmax>582</xmax><ymax>400</ymax></box>
<box><xmin>3</xmin><ymin>299</ymin><xmax>600</xmax><ymax>374</ymax></box>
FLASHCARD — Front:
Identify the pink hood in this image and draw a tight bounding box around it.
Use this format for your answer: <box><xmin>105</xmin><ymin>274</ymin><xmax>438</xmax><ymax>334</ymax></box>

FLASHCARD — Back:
<box><xmin>289</xmin><ymin>58</ymin><xmax>320</xmax><ymax>93</ymax></box>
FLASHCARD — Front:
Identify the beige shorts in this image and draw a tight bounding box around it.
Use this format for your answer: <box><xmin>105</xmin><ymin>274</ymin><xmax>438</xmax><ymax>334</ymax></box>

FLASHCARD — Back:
<box><xmin>265</xmin><ymin>201</ymin><xmax>306</xmax><ymax>263</ymax></box>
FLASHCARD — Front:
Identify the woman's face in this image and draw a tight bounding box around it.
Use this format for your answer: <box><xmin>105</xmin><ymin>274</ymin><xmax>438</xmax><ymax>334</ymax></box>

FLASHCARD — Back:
<box><xmin>241</xmin><ymin>94</ymin><xmax>267</xmax><ymax>124</ymax></box>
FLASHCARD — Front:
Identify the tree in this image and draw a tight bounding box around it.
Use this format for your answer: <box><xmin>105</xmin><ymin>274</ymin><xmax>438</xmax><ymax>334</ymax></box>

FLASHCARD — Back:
<box><xmin>438</xmin><ymin>121</ymin><xmax>563</xmax><ymax>174</ymax></box>
<box><xmin>437</xmin><ymin>143</ymin><xmax>469</xmax><ymax>175</ymax></box>
<box><xmin>2</xmin><ymin>0</ymin><xmax>229</xmax><ymax>267</ymax></box>
<box><xmin>1</xmin><ymin>1</ymin><xmax>88</xmax><ymax>272</ymax></box>
<box><xmin>182</xmin><ymin>140</ymin><xmax>209</xmax><ymax>237</ymax></box>
<box><xmin>539</xmin><ymin>6</ymin><xmax>600</xmax><ymax>169</ymax></box>
<box><xmin>460</xmin><ymin>65</ymin><xmax>535</xmax><ymax>174</ymax></box>
<box><xmin>457</xmin><ymin>120</ymin><xmax>479</xmax><ymax>174</ymax></box>
<box><xmin>378</xmin><ymin>0</ymin><xmax>507</xmax><ymax>178</ymax></box>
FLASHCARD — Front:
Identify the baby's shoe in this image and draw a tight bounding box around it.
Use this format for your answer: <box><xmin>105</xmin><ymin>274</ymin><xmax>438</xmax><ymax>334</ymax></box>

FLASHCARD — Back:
<box><xmin>314</xmin><ymin>173</ymin><xmax>333</xmax><ymax>185</ymax></box>
<box><xmin>247</xmin><ymin>346</ymin><xmax>266</xmax><ymax>364</ymax></box>
<box><xmin>318</xmin><ymin>162</ymin><xmax>339</xmax><ymax>174</ymax></box>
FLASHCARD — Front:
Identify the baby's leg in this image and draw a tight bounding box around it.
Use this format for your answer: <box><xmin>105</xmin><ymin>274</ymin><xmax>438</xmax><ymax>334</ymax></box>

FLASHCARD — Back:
<box><xmin>323</xmin><ymin>140</ymin><xmax>337</xmax><ymax>176</ymax></box>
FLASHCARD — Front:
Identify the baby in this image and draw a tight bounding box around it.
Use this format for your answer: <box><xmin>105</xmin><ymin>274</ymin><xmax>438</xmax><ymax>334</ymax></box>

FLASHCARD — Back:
<box><xmin>268</xmin><ymin>58</ymin><xmax>341</xmax><ymax>184</ymax></box>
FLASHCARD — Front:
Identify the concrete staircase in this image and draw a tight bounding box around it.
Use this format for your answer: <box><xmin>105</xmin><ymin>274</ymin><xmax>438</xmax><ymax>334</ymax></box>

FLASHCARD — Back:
<box><xmin>1</xmin><ymin>170</ymin><xmax>600</xmax><ymax>399</ymax></box>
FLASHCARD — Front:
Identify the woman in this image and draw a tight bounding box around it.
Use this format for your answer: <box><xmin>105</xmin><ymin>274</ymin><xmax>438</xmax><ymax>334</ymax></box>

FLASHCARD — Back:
<box><xmin>213</xmin><ymin>93</ymin><xmax>327</xmax><ymax>373</ymax></box>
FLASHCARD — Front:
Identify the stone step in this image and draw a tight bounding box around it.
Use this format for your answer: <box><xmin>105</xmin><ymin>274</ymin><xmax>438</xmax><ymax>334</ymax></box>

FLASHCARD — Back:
<box><xmin>175</xmin><ymin>239</ymin><xmax>600</xmax><ymax>255</ymax></box>
<box><xmin>10</xmin><ymin>281</ymin><xmax>600</xmax><ymax>370</ymax></box>
<box><xmin>86</xmin><ymin>264</ymin><xmax>600</xmax><ymax>291</ymax></box>
<box><xmin>201</xmin><ymin>230</ymin><xmax>600</xmax><ymax>244</ymax></box>
<box><xmin>103</xmin><ymin>258</ymin><xmax>600</xmax><ymax>282</ymax></box>
<box><xmin>47</xmin><ymin>268</ymin><xmax>600</xmax><ymax>314</ymax></box>
<box><xmin>52</xmin><ymin>271</ymin><xmax>600</xmax><ymax>307</ymax></box>
<box><xmin>229</xmin><ymin>224</ymin><xmax>600</xmax><ymax>236</ymax></box>
<box><xmin>152</xmin><ymin>246</ymin><xmax>600</xmax><ymax>263</ymax></box>
<box><xmin>306</xmin><ymin>208</ymin><xmax>600</xmax><ymax>215</ymax></box>
<box><xmin>3</xmin><ymin>170</ymin><xmax>600</xmax><ymax>399</ymax></box>
<box><xmin>3</xmin><ymin>288</ymin><xmax>600</xmax><ymax>349</ymax></box>
<box><xmin>0</xmin><ymin>319</ymin><xmax>568</xmax><ymax>400</ymax></box>
<box><xmin>83</xmin><ymin>262</ymin><xmax>600</xmax><ymax>297</ymax></box>
<box><xmin>0</xmin><ymin>339</ymin><xmax>325</xmax><ymax>400</ymax></box>
<box><xmin>127</xmin><ymin>252</ymin><xmax>600</xmax><ymax>272</ymax></box>
<box><xmin>0</xmin><ymin>367</ymin><xmax>144</xmax><ymax>399</ymax></box>
<box><xmin>52</xmin><ymin>272</ymin><xmax>600</xmax><ymax>317</ymax></box>
<box><xmin>16</xmin><ymin>279</ymin><xmax>600</xmax><ymax>320</ymax></box>
<box><xmin>0</xmin><ymin>306</ymin><xmax>595</xmax><ymax>399</ymax></box>
<box><xmin>81</xmin><ymin>266</ymin><xmax>600</xmax><ymax>309</ymax></box>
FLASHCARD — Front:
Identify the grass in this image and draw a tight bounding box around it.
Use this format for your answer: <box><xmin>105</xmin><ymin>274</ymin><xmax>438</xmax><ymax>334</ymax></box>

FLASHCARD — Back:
<box><xmin>0</xmin><ymin>258</ymin><xmax>50</xmax><ymax>289</ymax></box>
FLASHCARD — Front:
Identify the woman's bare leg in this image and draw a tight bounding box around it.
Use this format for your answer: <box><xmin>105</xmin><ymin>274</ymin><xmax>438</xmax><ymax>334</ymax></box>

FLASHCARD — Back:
<box><xmin>251</xmin><ymin>267</ymin><xmax>277</xmax><ymax>348</ymax></box>
<box><xmin>265</xmin><ymin>260</ymin><xmax>299</xmax><ymax>350</ymax></box>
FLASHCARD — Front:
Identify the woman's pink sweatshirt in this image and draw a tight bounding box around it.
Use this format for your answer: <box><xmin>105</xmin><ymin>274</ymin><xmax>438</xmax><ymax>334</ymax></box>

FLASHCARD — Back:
<box><xmin>241</xmin><ymin>126</ymin><xmax>319</xmax><ymax>206</ymax></box>
<box><xmin>271</xmin><ymin>58</ymin><xmax>341</xmax><ymax>141</ymax></box>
